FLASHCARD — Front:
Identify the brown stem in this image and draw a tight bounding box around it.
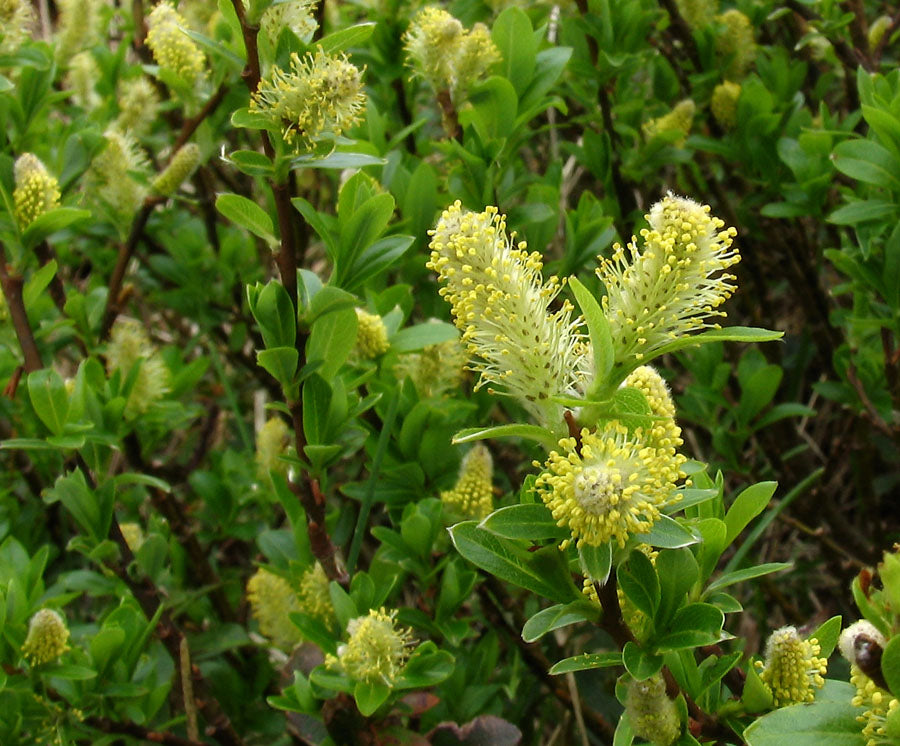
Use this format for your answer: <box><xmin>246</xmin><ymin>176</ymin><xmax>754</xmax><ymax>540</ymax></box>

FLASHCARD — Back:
<box><xmin>0</xmin><ymin>242</ymin><xmax>44</xmax><ymax>372</ymax></box>
<box><xmin>33</xmin><ymin>241</ymin><xmax>67</xmax><ymax>314</ymax></box>
<box><xmin>101</xmin><ymin>197</ymin><xmax>161</xmax><ymax>340</ymax></box>
<box><xmin>173</xmin><ymin>83</ymin><xmax>229</xmax><ymax>152</ymax></box>
<box><xmin>436</xmin><ymin>89</ymin><xmax>460</xmax><ymax>140</ymax></box>
<box><xmin>231</xmin><ymin>0</ymin><xmax>343</xmax><ymax>582</ymax></box>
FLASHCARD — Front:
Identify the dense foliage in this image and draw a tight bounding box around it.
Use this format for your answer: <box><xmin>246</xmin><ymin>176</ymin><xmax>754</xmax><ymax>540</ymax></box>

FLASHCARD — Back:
<box><xmin>1</xmin><ymin>0</ymin><xmax>900</xmax><ymax>744</ymax></box>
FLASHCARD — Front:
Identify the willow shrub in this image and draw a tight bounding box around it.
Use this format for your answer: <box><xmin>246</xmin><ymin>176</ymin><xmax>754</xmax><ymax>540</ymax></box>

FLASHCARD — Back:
<box><xmin>1</xmin><ymin>0</ymin><xmax>899</xmax><ymax>744</ymax></box>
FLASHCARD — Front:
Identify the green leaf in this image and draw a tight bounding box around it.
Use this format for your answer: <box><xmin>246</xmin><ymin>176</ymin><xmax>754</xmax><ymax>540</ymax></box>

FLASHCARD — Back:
<box><xmin>343</xmin><ymin>234</ymin><xmax>414</xmax><ymax>291</ymax></box>
<box><xmin>579</xmin><ymin>542</ymin><xmax>613</xmax><ymax>585</ymax></box>
<box><xmin>828</xmin><ymin>199</ymin><xmax>898</xmax><ymax>225</ymax></box>
<box><xmin>253</xmin><ymin>280</ymin><xmax>297</xmax><ymax>350</ymax></box>
<box><xmin>832</xmin><ymin>139</ymin><xmax>900</xmax><ymax>189</ymax></box>
<box><xmin>464</xmin><ymin>76</ymin><xmax>518</xmax><ymax>141</ymax></box>
<box><xmin>42</xmin><ymin>664</ymin><xmax>98</xmax><ymax>680</ymax></box>
<box><xmin>637</xmin><ymin>515</ymin><xmax>699</xmax><ymax>549</ymax></box>
<box><xmin>302</xmin><ymin>374</ymin><xmax>332</xmax><ymax>446</ymax></box>
<box><xmin>618</xmin><ymin>549</ymin><xmax>660</xmax><ymax>618</ymax></box>
<box><xmin>479</xmin><ymin>503</ymin><xmax>569</xmax><ymax>541</ymax></box>
<box><xmin>521</xmin><ymin>601</ymin><xmax>599</xmax><ymax>643</ymax></box>
<box><xmin>306</xmin><ymin>306</ymin><xmax>357</xmax><ymax>380</ymax></box>
<box><xmin>329</xmin><ymin>581</ymin><xmax>358</xmax><ymax>631</ymax></box>
<box><xmin>23</xmin><ymin>260</ymin><xmax>58</xmax><ymax>309</ymax></box>
<box><xmin>623</xmin><ymin>641</ymin><xmax>663</xmax><ymax>681</ymax></box>
<box><xmin>390</xmin><ymin>322</ymin><xmax>458</xmax><ymax>353</ymax></box>
<box><xmin>257</xmin><ymin>347</ymin><xmax>299</xmax><ymax>391</ymax></box>
<box><xmin>743</xmin><ymin>680</ymin><xmax>864</xmax><ymax>745</ymax></box>
<box><xmin>451</xmin><ymin>424</ymin><xmax>558</xmax><ymax>450</ymax></box>
<box><xmin>654</xmin><ymin>603</ymin><xmax>724</xmax><ymax>651</ymax></box>
<box><xmin>216</xmin><ymin>193</ymin><xmax>276</xmax><ymax>245</ymax></box>
<box><xmin>741</xmin><ymin>663</ymin><xmax>775</xmax><ymax>713</ymax></box>
<box><xmin>354</xmin><ymin>680</ymin><xmax>390</xmax><ymax>716</ymax></box>
<box><xmin>394</xmin><ymin>642</ymin><xmax>455</xmax><ymax>689</ymax></box>
<box><xmin>655</xmin><ymin>548</ymin><xmax>699</xmax><ymax>629</ymax></box>
<box><xmin>549</xmin><ymin>652</ymin><xmax>623</xmax><ymax>675</ymax></box>
<box><xmin>811</xmin><ymin>615</ymin><xmax>842</xmax><ymax>659</ymax></box>
<box><xmin>882</xmin><ymin>635</ymin><xmax>900</xmax><ymax>698</ymax></box>
<box><xmin>569</xmin><ymin>277</ymin><xmax>614</xmax><ymax>386</ymax></box>
<box><xmin>705</xmin><ymin>562</ymin><xmax>791</xmax><ymax>594</ymax></box>
<box><xmin>492</xmin><ymin>7</ymin><xmax>537</xmax><ymax>96</ymax></box>
<box><xmin>318</xmin><ymin>22</ymin><xmax>376</xmax><ymax>54</ymax></box>
<box><xmin>654</xmin><ymin>327</ymin><xmax>784</xmax><ymax>359</ymax></box>
<box><xmin>21</xmin><ymin>207</ymin><xmax>90</xmax><ymax>249</ymax></box>
<box><xmin>449</xmin><ymin>522</ymin><xmax>579</xmax><ymax>603</ymax></box>
<box><xmin>520</xmin><ymin>47</ymin><xmax>572</xmax><ymax>111</ymax></box>
<box><xmin>724</xmin><ymin>482</ymin><xmax>777</xmax><ymax>546</ymax></box>
<box><xmin>27</xmin><ymin>368</ymin><xmax>69</xmax><ymax>435</ymax></box>
<box><xmin>226</xmin><ymin>149</ymin><xmax>273</xmax><ymax>177</ymax></box>
<box><xmin>290</xmin><ymin>151</ymin><xmax>386</xmax><ymax>171</ymax></box>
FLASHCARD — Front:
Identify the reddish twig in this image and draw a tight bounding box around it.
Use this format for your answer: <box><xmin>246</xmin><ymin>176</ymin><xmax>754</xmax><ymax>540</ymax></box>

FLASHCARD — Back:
<box><xmin>0</xmin><ymin>241</ymin><xmax>44</xmax><ymax>372</ymax></box>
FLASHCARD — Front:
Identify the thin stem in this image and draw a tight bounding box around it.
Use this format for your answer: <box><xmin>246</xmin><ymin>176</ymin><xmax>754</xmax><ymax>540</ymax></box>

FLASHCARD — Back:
<box><xmin>0</xmin><ymin>241</ymin><xmax>44</xmax><ymax>372</ymax></box>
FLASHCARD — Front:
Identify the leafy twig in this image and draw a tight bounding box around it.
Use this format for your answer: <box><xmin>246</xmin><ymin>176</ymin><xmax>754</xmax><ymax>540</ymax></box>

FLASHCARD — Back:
<box><xmin>0</xmin><ymin>240</ymin><xmax>44</xmax><ymax>372</ymax></box>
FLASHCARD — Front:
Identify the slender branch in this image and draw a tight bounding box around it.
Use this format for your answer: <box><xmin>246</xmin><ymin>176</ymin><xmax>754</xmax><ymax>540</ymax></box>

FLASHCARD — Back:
<box><xmin>101</xmin><ymin>196</ymin><xmax>162</xmax><ymax>340</ymax></box>
<box><xmin>230</xmin><ymin>0</ymin><xmax>343</xmax><ymax>582</ymax></box>
<box><xmin>173</xmin><ymin>83</ymin><xmax>230</xmax><ymax>153</ymax></box>
<box><xmin>0</xmin><ymin>241</ymin><xmax>44</xmax><ymax>372</ymax></box>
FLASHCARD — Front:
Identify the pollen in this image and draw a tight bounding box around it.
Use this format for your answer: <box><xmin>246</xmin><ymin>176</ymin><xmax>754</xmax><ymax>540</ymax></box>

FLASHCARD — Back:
<box><xmin>247</xmin><ymin>568</ymin><xmax>304</xmax><ymax>651</ymax></box>
<box><xmin>428</xmin><ymin>201</ymin><xmax>590</xmax><ymax>427</ymax></box>
<box><xmin>597</xmin><ymin>193</ymin><xmax>740</xmax><ymax>374</ymax></box>
<box><xmin>755</xmin><ymin>626</ymin><xmax>827</xmax><ymax>706</ymax></box>
<box><xmin>441</xmin><ymin>444</ymin><xmax>494</xmax><ymax>520</ymax></box>
<box><xmin>13</xmin><ymin>153</ymin><xmax>61</xmax><ymax>229</ymax></box>
<box><xmin>534</xmin><ymin>424</ymin><xmax>685</xmax><ymax>548</ymax></box>
<box><xmin>250</xmin><ymin>48</ymin><xmax>366</xmax><ymax>151</ymax></box>
<box><xmin>355</xmin><ymin>308</ymin><xmax>390</xmax><ymax>359</ymax></box>
<box><xmin>146</xmin><ymin>2</ymin><xmax>206</xmax><ymax>86</ymax></box>
<box><xmin>326</xmin><ymin>608</ymin><xmax>415</xmax><ymax>686</ymax></box>
<box><xmin>22</xmin><ymin>609</ymin><xmax>70</xmax><ymax>666</ymax></box>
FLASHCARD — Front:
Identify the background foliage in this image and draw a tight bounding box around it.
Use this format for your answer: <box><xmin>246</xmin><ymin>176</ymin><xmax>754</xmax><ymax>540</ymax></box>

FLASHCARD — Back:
<box><xmin>1</xmin><ymin>0</ymin><xmax>899</xmax><ymax>744</ymax></box>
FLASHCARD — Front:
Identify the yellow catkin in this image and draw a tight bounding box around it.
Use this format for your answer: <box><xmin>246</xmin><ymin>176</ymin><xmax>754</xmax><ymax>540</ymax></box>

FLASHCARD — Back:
<box><xmin>152</xmin><ymin>143</ymin><xmax>200</xmax><ymax>196</ymax></box>
<box><xmin>711</xmin><ymin>81</ymin><xmax>741</xmax><ymax>129</ymax></box>
<box><xmin>395</xmin><ymin>336</ymin><xmax>467</xmax><ymax>398</ymax></box>
<box><xmin>674</xmin><ymin>0</ymin><xmax>718</xmax><ymax>29</ymax></box>
<box><xmin>246</xmin><ymin>568</ymin><xmax>304</xmax><ymax>651</ymax></box>
<box><xmin>403</xmin><ymin>7</ymin><xmax>500</xmax><ymax>98</ymax></box>
<box><xmin>116</xmin><ymin>77</ymin><xmax>161</xmax><ymax>137</ymax></box>
<box><xmin>119</xmin><ymin>522</ymin><xmax>145</xmax><ymax>552</ymax></box>
<box><xmin>146</xmin><ymin>1</ymin><xmax>206</xmax><ymax>86</ymax></box>
<box><xmin>257</xmin><ymin>0</ymin><xmax>318</xmax><ymax>43</ymax></box>
<box><xmin>13</xmin><ymin>154</ymin><xmax>61</xmax><ymax>229</ymax></box>
<box><xmin>428</xmin><ymin>201</ymin><xmax>589</xmax><ymax>427</ymax></box>
<box><xmin>851</xmin><ymin>664</ymin><xmax>900</xmax><ymax>746</ymax></box>
<box><xmin>22</xmin><ymin>609</ymin><xmax>70</xmax><ymax>665</ymax></box>
<box><xmin>0</xmin><ymin>0</ymin><xmax>34</xmax><ymax>55</ymax></box>
<box><xmin>106</xmin><ymin>319</ymin><xmax>171</xmax><ymax>417</ymax></box>
<box><xmin>642</xmin><ymin>99</ymin><xmax>695</xmax><ymax>146</ymax></box>
<box><xmin>534</xmin><ymin>424</ymin><xmax>685</xmax><ymax>548</ymax></box>
<box><xmin>626</xmin><ymin>674</ymin><xmax>681</xmax><ymax>745</ymax></box>
<box><xmin>88</xmin><ymin>130</ymin><xmax>148</xmax><ymax>226</ymax></box>
<box><xmin>715</xmin><ymin>9</ymin><xmax>756</xmax><ymax>80</ymax></box>
<box><xmin>326</xmin><ymin>608</ymin><xmax>414</xmax><ymax>685</ymax></box>
<box><xmin>255</xmin><ymin>417</ymin><xmax>290</xmax><ymax>479</ymax></box>
<box><xmin>298</xmin><ymin>563</ymin><xmax>334</xmax><ymax>624</ymax></box>
<box><xmin>64</xmin><ymin>51</ymin><xmax>100</xmax><ymax>109</ymax></box>
<box><xmin>355</xmin><ymin>309</ymin><xmax>390</xmax><ymax>359</ymax></box>
<box><xmin>597</xmin><ymin>193</ymin><xmax>739</xmax><ymax>369</ymax></box>
<box><xmin>54</xmin><ymin>0</ymin><xmax>101</xmax><ymax>63</ymax></box>
<box><xmin>755</xmin><ymin>626</ymin><xmax>827</xmax><ymax>706</ymax></box>
<box><xmin>441</xmin><ymin>444</ymin><xmax>494</xmax><ymax>520</ymax></box>
<box><xmin>251</xmin><ymin>48</ymin><xmax>366</xmax><ymax>151</ymax></box>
